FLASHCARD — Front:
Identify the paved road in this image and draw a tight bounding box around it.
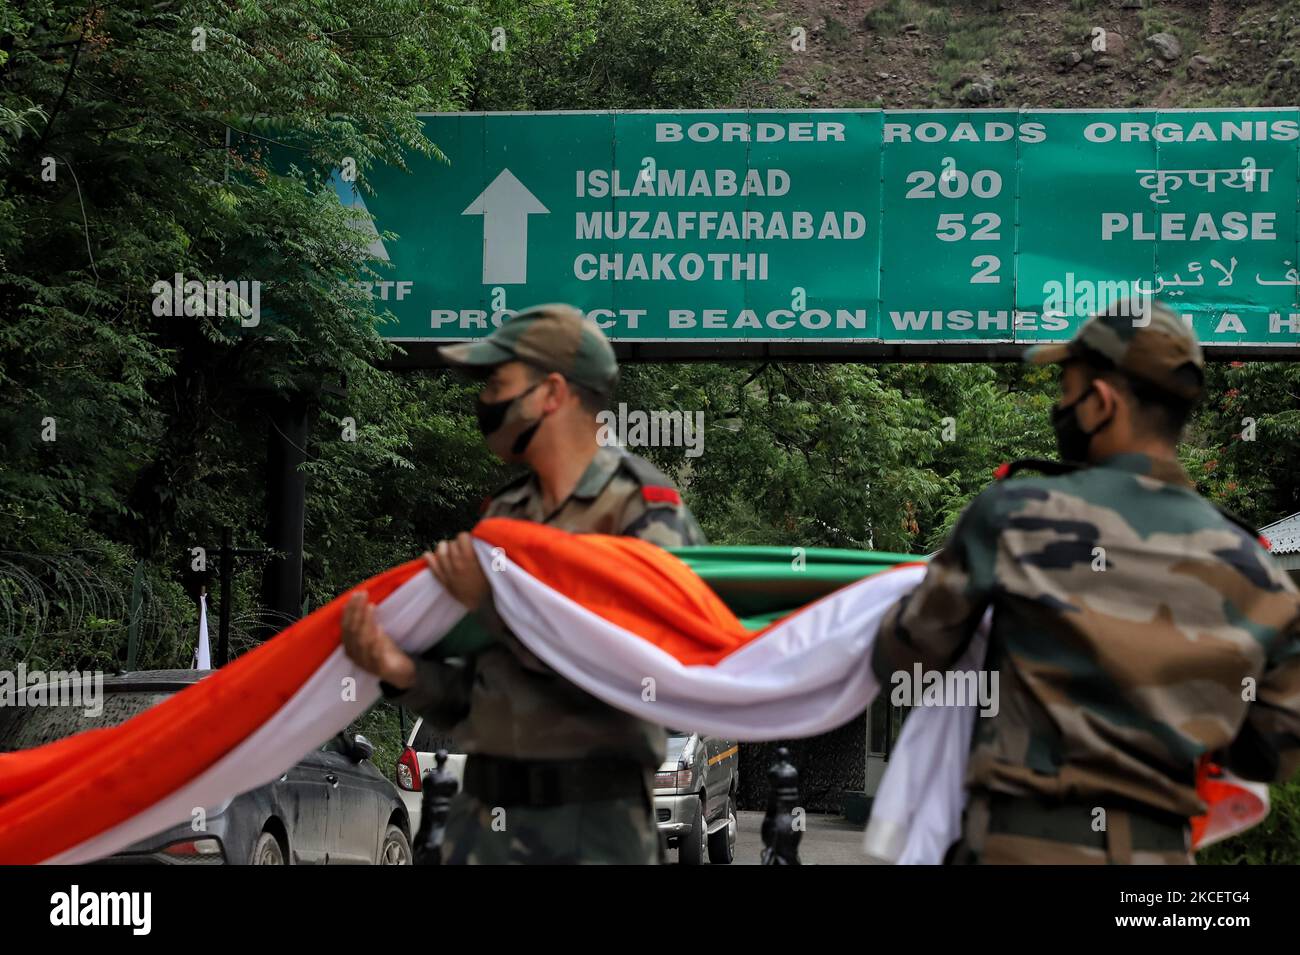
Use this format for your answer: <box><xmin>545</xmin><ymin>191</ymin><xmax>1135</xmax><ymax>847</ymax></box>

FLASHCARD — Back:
<box><xmin>668</xmin><ymin>810</ymin><xmax>872</xmax><ymax>865</ymax></box>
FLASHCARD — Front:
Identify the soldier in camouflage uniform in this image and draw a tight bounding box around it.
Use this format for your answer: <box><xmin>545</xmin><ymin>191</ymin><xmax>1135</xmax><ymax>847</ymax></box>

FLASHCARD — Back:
<box><xmin>872</xmin><ymin>301</ymin><xmax>1300</xmax><ymax>864</ymax></box>
<box><xmin>341</xmin><ymin>303</ymin><xmax>704</xmax><ymax>864</ymax></box>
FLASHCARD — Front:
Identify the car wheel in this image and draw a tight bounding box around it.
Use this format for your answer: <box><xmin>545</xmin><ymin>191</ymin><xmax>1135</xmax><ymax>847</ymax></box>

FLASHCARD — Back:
<box><xmin>381</xmin><ymin>825</ymin><xmax>412</xmax><ymax>865</ymax></box>
<box><xmin>251</xmin><ymin>831</ymin><xmax>285</xmax><ymax>865</ymax></box>
<box><xmin>708</xmin><ymin>788</ymin><xmax>737</xmax><ymax>864</ymax></box>
<box><xmin>679</xmin><ymin>794</ymin><xmax>707</xmax><ymax>865</ymax></box>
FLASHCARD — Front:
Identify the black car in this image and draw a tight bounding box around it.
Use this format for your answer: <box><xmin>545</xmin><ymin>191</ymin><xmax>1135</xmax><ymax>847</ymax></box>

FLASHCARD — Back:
<box><xmin>0</xmin><ymin>669</ymin><xmax>412</xmax><ymax>864</ymax></box>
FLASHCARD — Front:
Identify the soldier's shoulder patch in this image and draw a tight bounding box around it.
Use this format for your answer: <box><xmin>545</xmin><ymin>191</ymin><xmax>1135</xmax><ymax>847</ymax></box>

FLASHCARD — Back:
<box><xmin>995</xmin><ymin>458</ymin><xmax>1082</xmax><ymax>481</ymax></box>
<box><xmin>641</xmin><ymin>485</ymin><xmax>682</xmax><ymax>506</ymax></box>
<box><xmin>617</xmin><ymin>453</ymin><xmax>684</xmax><ymax>508</ymax></box>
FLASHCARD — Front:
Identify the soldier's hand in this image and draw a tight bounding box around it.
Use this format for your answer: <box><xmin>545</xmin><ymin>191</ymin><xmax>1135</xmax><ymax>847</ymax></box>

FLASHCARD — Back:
<box><xmin>425</xmin><ymin>532</ymin><xmax>489</xmax><ymax>611</ymax></box>
<box><xmin>340</xmin><ymin>592</ymin><xmax>416</xmax><ymax>689</ymax></box>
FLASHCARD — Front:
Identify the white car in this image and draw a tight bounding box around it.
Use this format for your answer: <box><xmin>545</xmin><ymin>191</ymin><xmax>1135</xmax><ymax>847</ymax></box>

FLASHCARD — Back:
<box><xmin>394</xmin><ymin>718</ymin><xmax>466</xmax><ymax>833</ymax></box>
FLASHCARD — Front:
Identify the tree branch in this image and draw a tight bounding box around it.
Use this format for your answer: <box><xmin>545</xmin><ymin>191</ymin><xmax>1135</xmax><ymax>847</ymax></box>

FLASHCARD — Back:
<box><xmin>35</xmin><ymin>6</ymin><xmax>91</xmax><ymax>150</ymax></box>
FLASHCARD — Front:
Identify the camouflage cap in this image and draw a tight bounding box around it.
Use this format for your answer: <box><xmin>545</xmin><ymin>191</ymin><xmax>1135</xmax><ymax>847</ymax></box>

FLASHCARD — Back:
<box><xmin>437</xmin><ymin>303</ymin><xmax>618</xmax><ymax>394</ymax></box>
<box><xmin>1024</xmin><ymin>298</ymin><xmax>1204</xmax><ymax>401</ymax></box>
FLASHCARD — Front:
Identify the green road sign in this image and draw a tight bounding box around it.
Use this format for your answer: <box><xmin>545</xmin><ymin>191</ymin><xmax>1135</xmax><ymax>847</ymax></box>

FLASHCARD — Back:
<box><xmin>345</xmin><ymin>109</ymin><xmax>1300</xmax><ymax>358</ymax></box>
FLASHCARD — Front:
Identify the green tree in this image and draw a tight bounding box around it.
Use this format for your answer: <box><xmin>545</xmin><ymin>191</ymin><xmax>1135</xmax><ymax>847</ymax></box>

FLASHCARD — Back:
<box><xmin>617</xmin><ymin>361</ymin><xmax>1054</xmax><ymax>553</ymax></box>
<box><xmin>0</xmin><ymin>0</ymin><xmax>781</xmax><ymax>684</ymax></box>
<box><xmin>469</xmin><ymin>0</ymin><xmax>778</xmax><ymax>110</ymax></box>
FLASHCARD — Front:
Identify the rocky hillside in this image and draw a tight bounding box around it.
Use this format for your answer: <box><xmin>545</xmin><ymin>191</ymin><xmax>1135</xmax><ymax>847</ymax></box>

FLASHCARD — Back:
<box><xmin>761</xmin><ymin>0</ymin><xmax>1300</xmax><ymax>111</ymax></box>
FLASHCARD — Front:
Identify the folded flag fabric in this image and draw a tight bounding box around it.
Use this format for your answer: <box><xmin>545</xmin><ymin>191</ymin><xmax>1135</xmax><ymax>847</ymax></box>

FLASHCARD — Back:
<box><xmin>0</xmin><ymin>518</ymin><xmax>1268</xmax><ymax>864</ymax></box>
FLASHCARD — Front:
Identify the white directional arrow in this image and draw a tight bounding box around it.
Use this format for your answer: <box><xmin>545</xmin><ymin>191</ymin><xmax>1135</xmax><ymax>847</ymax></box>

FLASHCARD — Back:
<box><xmin>462</xmin><ymin>169</ymin><xmax>550</xmax><ymax>285</ymax></box>
<box><xmin>328</xmin><ymin>169</ymin><xmax>389</xmax><ymax>261</ymax></box>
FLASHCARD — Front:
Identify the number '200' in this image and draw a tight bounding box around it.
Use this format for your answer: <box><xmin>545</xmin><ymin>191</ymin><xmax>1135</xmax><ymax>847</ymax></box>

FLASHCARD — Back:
<box><xmin>905</xmin><ymin>168</ymin><xmax>1003</xmax><ymax>199</ymax></box>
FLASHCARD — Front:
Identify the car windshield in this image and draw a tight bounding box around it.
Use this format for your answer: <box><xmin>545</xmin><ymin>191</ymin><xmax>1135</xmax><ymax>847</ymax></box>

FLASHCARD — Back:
<box><xmin>0</xmin><ymin>690</ymin><xmax>173</xmax><ymax>753</ymax></box>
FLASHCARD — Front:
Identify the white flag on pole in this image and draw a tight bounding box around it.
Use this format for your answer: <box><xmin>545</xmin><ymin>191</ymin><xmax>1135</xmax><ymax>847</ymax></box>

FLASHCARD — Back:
<box><xmin>196</xmin><ymin>593</ymin><xmax>211</xmax><ymax>670</ymax></box>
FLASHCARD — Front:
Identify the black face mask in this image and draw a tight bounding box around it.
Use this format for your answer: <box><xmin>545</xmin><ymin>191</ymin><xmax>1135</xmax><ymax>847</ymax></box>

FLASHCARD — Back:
<box><xmin>475</xmin><ymin>382</ymin><xmax>544</xmax><ymax>461</ymax></box>
<box><xmin>1050</xmin><ymin>384</ymin><xmax>1102</xmax><ymax>464</ymax></box>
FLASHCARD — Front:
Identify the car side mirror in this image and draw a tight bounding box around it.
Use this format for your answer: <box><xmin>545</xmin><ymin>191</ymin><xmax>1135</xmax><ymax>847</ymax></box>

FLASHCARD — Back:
<box><xmin>350</xmin><ymin>734</ymin><xmax>375</xmax><ymax>763</ymax></box>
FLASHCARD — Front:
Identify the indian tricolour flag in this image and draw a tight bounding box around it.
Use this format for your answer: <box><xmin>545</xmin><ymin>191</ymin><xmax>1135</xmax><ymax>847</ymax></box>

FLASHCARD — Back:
<box><xmin>0</xmin><ymin>518</ymin><xmax>1268</xmax><ymax>864</ymax></box>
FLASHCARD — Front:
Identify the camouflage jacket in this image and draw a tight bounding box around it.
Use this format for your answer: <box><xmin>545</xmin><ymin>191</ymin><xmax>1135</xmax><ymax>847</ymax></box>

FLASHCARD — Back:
<box><xmin>871</xmin><ymin>452</ymin><xmax>1300</xmax><ymax>818</ymax></box>
<box><xmin>387</xmin><ymin>445</ymin><xmax>705</xmax><ymax>766</ymax></box>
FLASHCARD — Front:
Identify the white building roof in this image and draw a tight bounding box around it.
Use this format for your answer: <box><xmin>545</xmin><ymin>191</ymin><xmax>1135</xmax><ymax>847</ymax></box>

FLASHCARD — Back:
<box><xmin>1259</xmin><ymin>512</ymin><xmax>1300</xmax><ymax>555</ymax></box>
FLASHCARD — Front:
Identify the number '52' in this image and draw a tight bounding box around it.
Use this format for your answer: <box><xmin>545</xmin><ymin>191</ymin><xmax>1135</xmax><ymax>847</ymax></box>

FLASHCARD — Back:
<box><xmin>935</xmin><ymin>212</ymin><xmax>1001</xmax><ymax>242</ymax></box>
